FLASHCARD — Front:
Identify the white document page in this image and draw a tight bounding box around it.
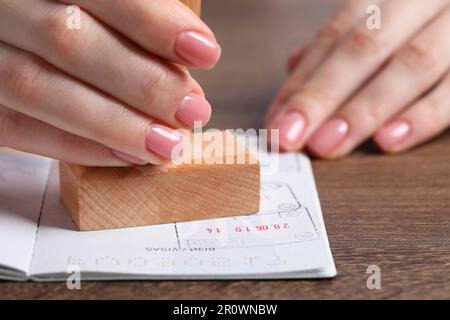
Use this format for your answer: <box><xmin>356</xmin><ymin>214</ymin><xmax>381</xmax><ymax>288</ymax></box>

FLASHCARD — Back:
<box><xmin>29</xmin><ymin>154</ymin><xmax>336</xmax><ymax>280</ymax></box>
<box><xmin>0</xmin><ymin>152</ymin><xmax>51</xmax><ymax>280</ymax></box>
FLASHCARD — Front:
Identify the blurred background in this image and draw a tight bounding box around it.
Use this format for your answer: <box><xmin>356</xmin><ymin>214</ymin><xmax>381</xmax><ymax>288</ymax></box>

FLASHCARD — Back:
<box><xmin>191</xmin><ymin>0</ymin><xmax>340</xmax><ymax>129</ymax></box>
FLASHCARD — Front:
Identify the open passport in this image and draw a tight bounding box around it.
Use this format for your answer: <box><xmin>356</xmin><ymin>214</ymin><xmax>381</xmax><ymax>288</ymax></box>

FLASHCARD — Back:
<box><xmin>0</xmin><ymin>149</ymin><xmax>336</xmax><ymax>281</ymax></box>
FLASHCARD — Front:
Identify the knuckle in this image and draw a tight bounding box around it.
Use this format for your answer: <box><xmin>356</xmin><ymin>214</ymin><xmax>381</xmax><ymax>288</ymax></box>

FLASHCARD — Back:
<box><xmin>140</xmin><ymin>64</ymin><xmax>169</xmax><ymax>106</ymax></box>
<box><xmin>41</xmin><ymin>10</ymin><xmax>87</xmax><ymax>60</ymax></box>
<box><xmin>4</xmin><ymin>54</ymin><xmax>47</xmax><ymax>105</ymax></box>
<box><xmin>317</xmin><ymin>22</ymin><xmax>344</xmax><ymax>44</ymax></box>
<box><xmin>345</xmin><ymin>26</ymin><xmax>384</xmax><ymax>56</ymax></box>
<box><xmin>397</xmin><ymin>41</ymin><xmax>438</xmax><ymax>72</ymax></box>
<box><xmin>295</xmin><ymin>86</ymin><xmax>334</xmax><ymax>110</ymax></box>
<box><xmin>288</xmin><ymin>86</ymin><xmax>335</xmax><ymax>121</ymax></box>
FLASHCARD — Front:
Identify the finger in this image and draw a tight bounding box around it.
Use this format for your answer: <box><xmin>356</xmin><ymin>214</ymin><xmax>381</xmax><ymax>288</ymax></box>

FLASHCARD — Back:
<box><xmin>268</xmin><ymin>0</ymin><xmax>447</xmax><ymax>151</ymax></box>
<box><xmin>287</xmin><ymin>0</ymin><xmax>385</xmax><ymax>86</ymax></box>
<box><xmin>287</xmin><ymin>45</ymin><xmax>308</xmax><ymax>73</ymax></box>
<box><xmin>265</xmin><ymin>0</ymin><xmax>384</xmax><ymax>123</ymax></box>
<box><xmin>0</xmin><ymin>42</ymin><xmax>185</xmax><ymax>165</ymax></box>
<box><xmin>373</xmin><ymin>71</ymin><xmax>450</xmax><ymax>153</ymax></box>
<box><xmin>0</xmin><ymin>106</ymin><xmax>138</xmax><ymax>167</ymax></box>
<box><xmin>265</xmin><ymin>44</ymin><xmax>309</xmax><ymax>123</ymax></box>
<box><xmin>57</xmin><ymin>0</ymin><xmax>221</xmax><ymax>69</ymax></box>
<box><xmin>0</xmin><ymin>1</ymin><xmax>211</xmax><ymax>129</ymax></box>
<box><xmin>307</xmin><ymin>6</ymin><xmax>450</xmax><ymax>158</ymax></box>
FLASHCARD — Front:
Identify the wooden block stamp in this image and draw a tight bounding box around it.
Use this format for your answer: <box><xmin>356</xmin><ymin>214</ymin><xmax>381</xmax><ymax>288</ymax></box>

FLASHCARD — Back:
<box><xmin>179</xmin><ymin>0</ymin><xmax>202</xmax><ymax>16</ymax></box>
<box><xmin>60</xmin><ymin>131</ymin><xmax>260</xmax><ymax>231</ymax></box>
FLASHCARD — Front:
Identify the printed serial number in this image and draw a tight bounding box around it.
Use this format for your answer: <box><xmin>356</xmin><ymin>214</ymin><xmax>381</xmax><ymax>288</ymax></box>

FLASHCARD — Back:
<box><xmin>206</xmin><ymin>224</ymin><xmax>289</xmax><ymax>234</ymax></box>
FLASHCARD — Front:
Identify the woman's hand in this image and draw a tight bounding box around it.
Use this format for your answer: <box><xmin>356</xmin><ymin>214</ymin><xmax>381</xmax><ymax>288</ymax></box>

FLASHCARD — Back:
<box><xmin>266</xmin><ymin>0</ymin><xmax>450</xmax><ymax>158</ymax></box>
<box><xmin>0</xmin><ymin>0</ymin><xmax>221</xmax><ymax>166</ymax></box>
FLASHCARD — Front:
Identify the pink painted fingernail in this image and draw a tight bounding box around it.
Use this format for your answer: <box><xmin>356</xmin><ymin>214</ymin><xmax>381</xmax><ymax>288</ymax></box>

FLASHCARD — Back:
<box><xmin>307</xmin><ymin>118</ymin><xmax>349</xmax><ymax>157</ymax></box>
<box><xmin>269</xmin><ymin>111</ymin><xmax>307</xmax><ymax>151</ymax></box>
<box><xmin>176</xmin><ymin>93</ymin><xmax>212</xmax><ymax>127</ymax></box>
<box><xmin>111</xmin><ymin>150</ymin><xmax>147</xmax><ymax>165</ymax></box>
<box><xmin>175</xmin><ymin>31</ymin><xmax>221</xmax><ymax>69</ymax></box>
<box><xmin>146</xmin><ymin>124</ymin><xmax>187</xmax><ymax>160</ymax></box>
<box><xmin>374</xmin><ymin>120</ymin><xmax>411</xmax><ymax>150</ymax></box>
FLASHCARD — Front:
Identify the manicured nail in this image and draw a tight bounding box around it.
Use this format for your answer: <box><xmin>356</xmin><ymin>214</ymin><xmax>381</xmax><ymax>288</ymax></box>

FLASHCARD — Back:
<box><xmin>146</xmin><ymin>124</ymin><xmax>187</xmax><ymax>160</ymax></box>
<box><xmin>269</xmin><ymin>111</ymin><xmax>306</xmax><ymax>151</ymax></box>
<box><xmin>175</xmin><ymin>31</ymin><xmax>221</xmax><ymax>69</ymax></box>
<box><xmin>176</xmin><ymin>93</ymin><xmax>212</xmax><ymax>127</ymax></box>
<box><xmin>307</xmin><ymin>118</ymin><xmax>349</xmax><ymax>157</ymax></box>
<box><xmin>374</xmin><ymin>120</ymin><xmax>411</xmax><ymax>150</ymax></box>
<box><xmin>111</xmin><ymin>150</ymin><xmax>147</xmax><ymax>165</ymax></box>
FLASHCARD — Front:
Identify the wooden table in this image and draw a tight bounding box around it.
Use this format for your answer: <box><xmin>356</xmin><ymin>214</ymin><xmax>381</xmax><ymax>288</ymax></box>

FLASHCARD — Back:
<box><xmin>1</xmin><ymin>0</ymin><xmax>449</xmax><ymax>299</ymax></box>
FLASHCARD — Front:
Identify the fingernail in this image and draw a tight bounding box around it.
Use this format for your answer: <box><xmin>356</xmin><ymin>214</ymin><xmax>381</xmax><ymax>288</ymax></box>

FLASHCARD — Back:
<box><xmin>146</xmin><ymin>124</ymin><xmax>187</xmax><ymax>160</ymax></box>
<box><xmin>374</xmin><ymin>120</ymin><xmax>411</xmax><ymax>150</ymax></box>
<box><xmin>111</xmin><ymin>150</ymin><xmax>147</xmax><ymax>165</ymax></box>
<box><xmin>307</xmin><ymin>118</ymin><xmax>349</xmax><ymax>157</ymax></box>
<box><xmin>269</xmin><ymin>111</ymin><xmax>307</xmax><ymax>151</ymax></box>
<box><xmin>175</xmin><ymin>31</ymin><xmax>221</xmax><ymax>69</ymax></box>
<box><xmin>176</xmin><ymin>93</ymin><xmax>212</xmax><ymax>127</ymax></box>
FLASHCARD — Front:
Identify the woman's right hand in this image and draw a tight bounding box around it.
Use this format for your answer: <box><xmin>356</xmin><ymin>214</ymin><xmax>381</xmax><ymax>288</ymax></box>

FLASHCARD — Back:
<box><xmin>0</xmin><ymin>0</ymin><xmax>221</xmax><ymax>166</ymax></box>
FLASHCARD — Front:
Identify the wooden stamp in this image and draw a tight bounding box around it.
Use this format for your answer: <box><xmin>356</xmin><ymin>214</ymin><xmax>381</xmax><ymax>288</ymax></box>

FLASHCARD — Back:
<box><xmin>179</xmin><ymin>0</ymin><xmax>201</xmax><ymax>16</ymax></box>
<box><xmin>60</xmin><ymin>131</ymin><xmax>260</xmax><ymax>231</ymax></box>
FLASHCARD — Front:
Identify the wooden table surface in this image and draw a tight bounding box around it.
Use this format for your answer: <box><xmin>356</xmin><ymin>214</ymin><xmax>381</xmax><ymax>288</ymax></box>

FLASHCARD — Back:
<box><xmin>1</xmin><ymin>0</ymin><xmax>449</xmax><ymax>299</ymax></box>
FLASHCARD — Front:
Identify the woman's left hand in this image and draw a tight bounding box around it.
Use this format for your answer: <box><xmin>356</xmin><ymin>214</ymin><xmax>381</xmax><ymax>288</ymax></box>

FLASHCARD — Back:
<box><xmin>266</xmin><ymin>0</ymin><xmax>450</xmax><ymax>158</ymax></box>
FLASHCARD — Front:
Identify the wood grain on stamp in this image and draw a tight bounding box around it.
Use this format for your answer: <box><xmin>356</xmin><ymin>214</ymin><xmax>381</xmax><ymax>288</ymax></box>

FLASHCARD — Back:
<box><xmin>179</xmin><ymin>0</ymin><xmax>201</xmax><ymax>16</ymax></box>
<box><xmin>59</xmin><ymin>131</ymin><xmax>260</xmax><ymax>231</ymax></box>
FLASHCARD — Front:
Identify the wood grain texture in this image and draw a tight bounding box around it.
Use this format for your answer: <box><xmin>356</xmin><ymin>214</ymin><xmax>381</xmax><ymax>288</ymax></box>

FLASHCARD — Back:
<box><xmin>1</xmin><ymin>0</ymin><xmax>449</xmax><ymax>299</ymax></box>
<box><xmin>60</xmin><ymin>131</ymin><xmax>260</xmax><ymax>231</ymax></box>
<box><xmin>179</xmin><ymin>0</ymin><xmax>201</xmax><ymax>16</ymax></box>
